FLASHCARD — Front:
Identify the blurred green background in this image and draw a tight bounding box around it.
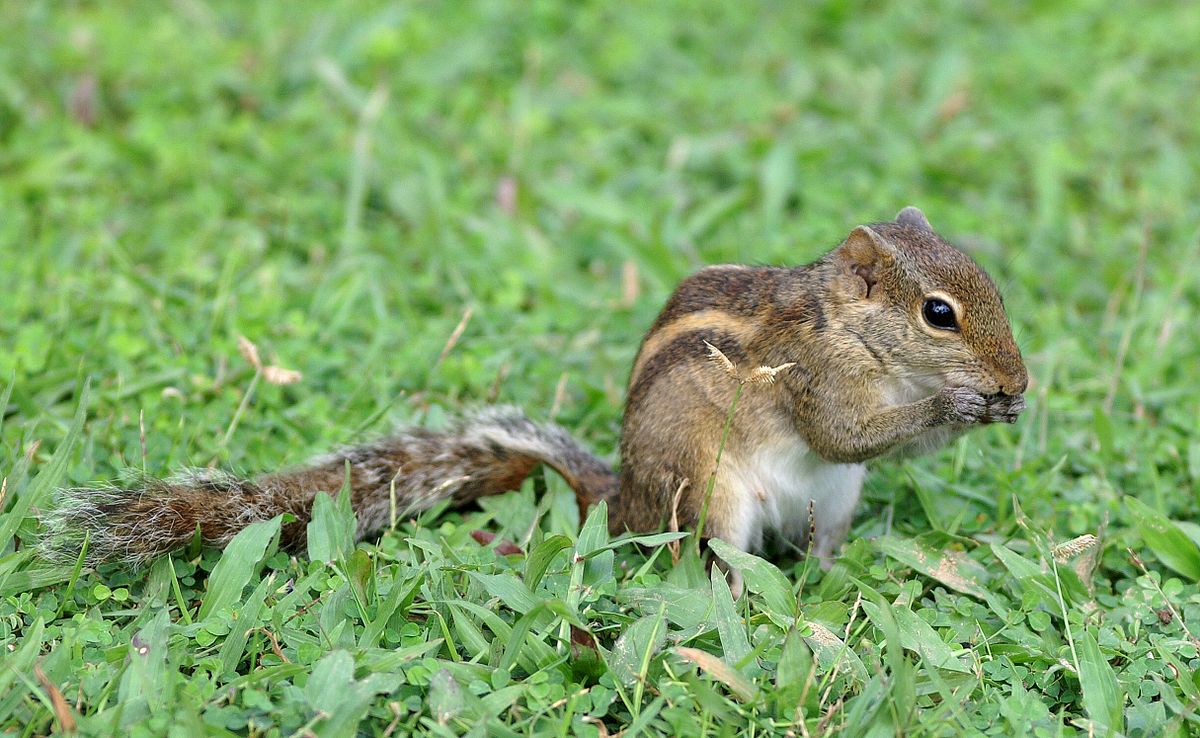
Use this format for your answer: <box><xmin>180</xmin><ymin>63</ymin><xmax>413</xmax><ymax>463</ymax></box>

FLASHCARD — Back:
<box><xmin>2</xmin><ymin>1</ymin><xmax>1200</xmax><ymax>735</ymax></box>
<box><xmin>6</xmin><ymin>0</ymin><xmax>1198</xmax><ymax>528</ymax></box>
<box><xmin>3</xmin><ymin>1</ymin><xmax>1196</xmax><ymax>477</ymax></box>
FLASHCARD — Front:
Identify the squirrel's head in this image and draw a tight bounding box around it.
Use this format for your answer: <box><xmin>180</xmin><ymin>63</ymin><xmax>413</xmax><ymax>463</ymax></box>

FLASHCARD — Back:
<box><xmin>828</xmin><ymin>207</ymin><xmax>1027</xmax><ymax>398</ymax></box>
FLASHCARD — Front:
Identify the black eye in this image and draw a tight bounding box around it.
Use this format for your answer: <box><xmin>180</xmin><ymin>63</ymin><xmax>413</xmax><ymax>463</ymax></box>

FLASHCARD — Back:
<box><xmin>922</xmin><ymin>298</ymin><xmax>958</xmax><ymax>331</ymax></box>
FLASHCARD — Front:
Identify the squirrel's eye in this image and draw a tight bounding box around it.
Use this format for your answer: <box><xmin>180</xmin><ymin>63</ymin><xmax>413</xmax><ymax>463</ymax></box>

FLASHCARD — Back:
<box><xmin>922</xmin><ymin>298</ymin><xmax>958</xmax><ymax>331</ymax></box>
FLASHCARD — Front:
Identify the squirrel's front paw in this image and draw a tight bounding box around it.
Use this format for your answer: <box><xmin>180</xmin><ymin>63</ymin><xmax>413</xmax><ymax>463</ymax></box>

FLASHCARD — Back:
<box><xmin>983</xmin><ymin>393</ymin><xmax>1025</xmax><ymax>424</ymax></box>
<box><xmin>939</xmin><ymin>386</ymin><xmax>988</xmax><ymax>425</ymax></box>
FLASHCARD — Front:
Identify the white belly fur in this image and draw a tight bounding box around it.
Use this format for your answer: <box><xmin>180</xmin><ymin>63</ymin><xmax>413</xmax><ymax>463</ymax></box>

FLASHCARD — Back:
<box><xmin>726</xmin><ymin>438</ymin><xmax>865</xmax><ymax>565</ymax></box>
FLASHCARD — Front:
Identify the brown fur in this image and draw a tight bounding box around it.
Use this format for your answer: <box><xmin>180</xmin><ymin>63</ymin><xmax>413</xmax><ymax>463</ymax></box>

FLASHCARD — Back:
<box><xmin>610</xmin><ymin>210</ymin><xmax>1026</xmax><ymax>550</ymax></box>
<box><xmin>43</xmin><ymin>207</ymin><xmax>1026</xmax><ymax>567</ymax></box>
<box><xmin>43</xmin><ymin>408</ymin><xmax>617</xmax><ymax>566</ymax></box>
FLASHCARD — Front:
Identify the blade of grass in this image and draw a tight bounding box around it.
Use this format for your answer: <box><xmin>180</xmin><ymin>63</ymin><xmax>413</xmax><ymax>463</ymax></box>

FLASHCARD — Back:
<box><xmin>0</xmin><ymin>381</ymin><xmax>89</xmax><ymax>551</ymax></box>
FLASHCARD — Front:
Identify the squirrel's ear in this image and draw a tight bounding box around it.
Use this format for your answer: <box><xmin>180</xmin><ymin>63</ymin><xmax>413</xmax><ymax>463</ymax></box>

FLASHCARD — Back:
<box><xmin>895</xmin><ymin>206</ymin><xmax>933</xmax><ymax>232</ymax></box>
<box><xmin>835</xmin><ymin>225</ymin><xmax>893</xmax><ymax>299</ymax></box>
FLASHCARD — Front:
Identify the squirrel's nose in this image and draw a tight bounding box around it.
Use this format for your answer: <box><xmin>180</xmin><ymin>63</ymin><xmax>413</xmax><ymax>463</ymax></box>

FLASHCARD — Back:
<box><xmin>999</xmin><ymin>366</ymin><xmax>1028</xmax><ymax>396</ymax></box>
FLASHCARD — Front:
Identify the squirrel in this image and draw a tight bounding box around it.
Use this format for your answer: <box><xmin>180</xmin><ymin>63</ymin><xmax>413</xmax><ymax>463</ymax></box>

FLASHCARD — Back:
<box><xmin>43</xmin><ymin>207</ymin><xmax>1026</xmax><ymax>570</ymax></box>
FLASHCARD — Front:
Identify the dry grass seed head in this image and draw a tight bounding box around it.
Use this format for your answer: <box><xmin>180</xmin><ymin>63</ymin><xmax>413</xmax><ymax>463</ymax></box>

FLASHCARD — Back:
<box><xmin>239</xmin><ymin>335</ymin><xmax>302</xmax><ymax>385</ymax></box>
<box><xmin>237</xmin><ymin>335</ymin><xmax>262</xmax><ymax>369</ymax></box>
<box><xmin>705</xmin><ymin>341</ymin><xmax>738</xmax><ymax>379</ymax></box>
<box><xmin>1051</xmin><ymin>534</ymin><xmax>1098</xmax><ymax>562</ymax></box>
<box><xmin>263</xmin><ymin>366</ymin><xmax>303</xmax><ymax>385</ymax></box>
<box><xmin>704</xmin><ymin>340</ymin><xmax>795</xmax><ymax>385</ymax></box>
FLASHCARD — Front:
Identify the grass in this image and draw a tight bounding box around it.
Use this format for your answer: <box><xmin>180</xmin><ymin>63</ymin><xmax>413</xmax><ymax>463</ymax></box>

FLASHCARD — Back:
<box><xmin>2</xmin><ymin>0</ymin><xmax>1199</xmax><ymax>735</ymax></box>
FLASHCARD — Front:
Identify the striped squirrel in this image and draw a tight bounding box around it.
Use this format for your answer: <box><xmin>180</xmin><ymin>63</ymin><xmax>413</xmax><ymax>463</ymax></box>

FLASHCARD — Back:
<box><xmin>44</xmin><ymin>207</ymin><xmax>1026</xmax><ymax>568</ymax></box>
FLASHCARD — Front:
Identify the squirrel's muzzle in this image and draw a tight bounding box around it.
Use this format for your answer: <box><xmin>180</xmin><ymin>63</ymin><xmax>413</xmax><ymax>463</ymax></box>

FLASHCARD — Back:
<box><xmin>993</xmin><ymin>342</ymin><xmax>1028</xmax><ymax>396</ymax></box>
<box><xmin>998</xmin><ymin>366</ymin><xmax>1028</xmax><ymax>397</ymax></box>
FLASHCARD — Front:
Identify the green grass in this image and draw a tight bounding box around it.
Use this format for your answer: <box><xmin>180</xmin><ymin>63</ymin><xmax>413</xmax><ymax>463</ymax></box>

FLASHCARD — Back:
<box><xmin>2</xmin><ymin>0</ymin><xmax>1200</xmax><ymax>735</ymax></box>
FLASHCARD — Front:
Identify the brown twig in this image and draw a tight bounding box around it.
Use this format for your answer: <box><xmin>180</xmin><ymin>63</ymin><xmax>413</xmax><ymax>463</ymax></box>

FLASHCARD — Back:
<box><xmin>433</xmin><ymin>307</ymin><xmax>474</xmax><ymax>371</ymax></box>
<box><xmin>35</xmin><ymin>664</ymin><xmax>77</xmax><ymax>734</ymax></box>
<box><xmin>247</xmin><ymin>627</ymin><xmax>291</xmax><ymax>664</ymax></box>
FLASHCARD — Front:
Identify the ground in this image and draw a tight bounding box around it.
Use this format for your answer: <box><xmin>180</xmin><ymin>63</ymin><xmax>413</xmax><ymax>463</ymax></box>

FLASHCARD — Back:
<box><xmin>2</xmin><ymin>1</ymin><xmax>1199</xmax><ymax>736</ymax></box>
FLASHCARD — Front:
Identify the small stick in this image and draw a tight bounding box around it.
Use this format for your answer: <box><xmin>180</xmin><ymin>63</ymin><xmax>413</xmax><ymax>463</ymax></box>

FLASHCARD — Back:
<box><xmin>549</xmin><ymin>372</ymin><xmax>569</xmax><ymax>419</ymax></box>
<box><xmin>433</xmin><ymin>307</ymin><xmax>473</xmax><ymax>372</ymax></box>
<box><xmin>139</xmin><ymin>409</ymin><xmax>147</xmax><ymax>474</ymax></box>
<box><xmin>220</xmin><ymin>368</ymin><xmax>261</xmax><ymax>447</ymax></box>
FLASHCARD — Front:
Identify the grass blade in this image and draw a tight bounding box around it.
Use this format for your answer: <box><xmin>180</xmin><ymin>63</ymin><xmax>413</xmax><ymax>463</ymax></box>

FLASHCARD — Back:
<box><xmin>876</xmin><ymin>535</ymin><xmax>989</xmax><ymax>599</ymax></box>
<box><xmin>1078</xmin><ymin>629</ymin><xmax>1124</xmax><ymax>734</ymax></box>
<box><xmin>307</xmin><ymin>469</ymin><xmax>357</xmax><ymax>564</ymax></box>
<box><xmin>609</xmin><ymin>605</ymin><xmax>668</xmax><ymax>715</ymax></box>
<box><xmin>708</xmin><ymin>539</ymin><xmax>796</xmax><ymax>623</ymax></box>
<box><xmin>0</xmin><ymin>616</ymin><xmax>44</xmax><ymax>719</ymax></box>
<box><xmin>218</xmin><ymin>573</ymin><xmax>275</xmax><ymax>677</ymax></box>
<box><xmin>676</xmin><ymin>646</ymin><xmax>759</xmax><ymax>703</ymax></box>
<box><xmin>523</xmin><ymin>534</ymin><xmax>572</xmax><ymax>590</ymax></box>
<box><xmin>803</xmin><ymin>620</ymin><xmax>868</xmax><ymax>686</ymax></box>
<box><xmin>0</xmin><ymin>381</ymin><xmax>88</xmax><ymax>552</ymax></box>
<box><xmin>710</xmin><ymin>563</ymin><xmax>755</xmax><ymax>674</ymax></box>
<box><xmin>469</xmin><ymin>571</ymin><xmax>539</xmax><ymax>615</ymax></box>
<box><xmin>198</xmin><ymin>516</ymin><xmax>282</xmax><ymax>621</ymax></box>
<box><xmin>1126</xmin><ymin>497</ymin><xmax>1200</xmax><ymax>581</ymax></box>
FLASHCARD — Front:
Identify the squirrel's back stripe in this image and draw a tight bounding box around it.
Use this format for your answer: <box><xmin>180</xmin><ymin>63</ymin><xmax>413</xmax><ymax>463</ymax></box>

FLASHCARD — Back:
<box><xmin>629</xmin><ymin>308</ymin><xmax>760</xmax><ymax>388</ymax></box>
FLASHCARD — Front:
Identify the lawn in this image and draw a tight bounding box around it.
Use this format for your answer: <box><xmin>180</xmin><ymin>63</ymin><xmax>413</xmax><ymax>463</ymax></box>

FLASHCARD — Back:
<box><xmin>2</xmin><ymin>1</ymin><xmax>1199</xmax><ymax>735</ymax></box>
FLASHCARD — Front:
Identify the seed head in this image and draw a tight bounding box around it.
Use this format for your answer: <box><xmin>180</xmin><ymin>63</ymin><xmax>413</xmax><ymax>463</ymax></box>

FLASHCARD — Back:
<box><xmin>704</xmin><ymin>341</ymin><xmax>795</xmax><ymax>385</ymax></box>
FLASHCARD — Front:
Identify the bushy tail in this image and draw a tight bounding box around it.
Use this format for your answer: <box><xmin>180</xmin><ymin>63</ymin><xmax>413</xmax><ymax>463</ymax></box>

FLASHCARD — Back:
<box><xmin>41</xmin><ymin>407</ymin><xmax>618</xmax><ymax>566</ymax></box>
